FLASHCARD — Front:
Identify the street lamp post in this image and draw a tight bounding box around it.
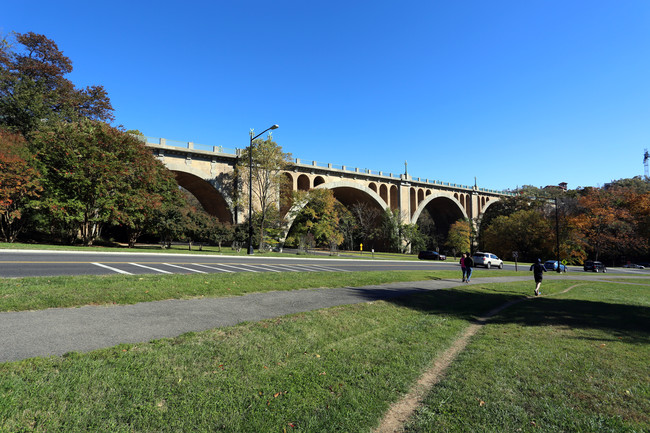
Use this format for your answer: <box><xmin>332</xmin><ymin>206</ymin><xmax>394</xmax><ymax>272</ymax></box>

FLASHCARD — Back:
<box><xmin>248</xmin><ymin>124</ymin><xmax>279</xmax><ymax>255</ymax></box>
<box><xmin>555</xmin><ymin>197</ymin><xmax>561</xmax><ymax>272</ymax></box>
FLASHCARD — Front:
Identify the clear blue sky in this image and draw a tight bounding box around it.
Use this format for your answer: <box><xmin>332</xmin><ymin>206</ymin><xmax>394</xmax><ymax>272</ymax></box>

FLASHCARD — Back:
<box><xmin>4</xmin><ymin>1</ymin><xmax>649</xmax><ymax>191</ymax></box>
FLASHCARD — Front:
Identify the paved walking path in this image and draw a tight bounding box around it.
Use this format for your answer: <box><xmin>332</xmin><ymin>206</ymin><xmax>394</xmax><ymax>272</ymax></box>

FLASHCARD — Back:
<box><xmin>0</xmin><ymin>274</ymin><xmax>635</xmax><ymax>363</ymax></box>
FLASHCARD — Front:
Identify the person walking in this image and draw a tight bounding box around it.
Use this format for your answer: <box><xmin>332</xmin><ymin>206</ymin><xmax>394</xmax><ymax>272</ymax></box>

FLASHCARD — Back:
<box><xmin>529</xmin><ymin>258</ymin><xmax>546</xmax><ymax>296</ymax></box>
<box><xmin>464</xmin><ymin>252</ymin><xmax>474</xmax><ymax>283</ymax></box>
<box><xmin>460</xmin><ymin>253</ymin><xmax>467</xmax><ymax>282</ymax></box>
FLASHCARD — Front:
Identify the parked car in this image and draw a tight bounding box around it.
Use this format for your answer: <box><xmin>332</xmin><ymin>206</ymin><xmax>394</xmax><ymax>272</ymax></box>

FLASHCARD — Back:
<box><xmin>623</xmin><ymin>263</ymin><xmax>645</xmax><ymax>269</ymax></box>
<box><xmin>472</xmin><ymin>252</ymin><xmax>503</xmax><ymax>269</ymax></box>
<box><xmin>544</xmin><ymin>260</ymin><xmax>567</xmax><ymax>272</ymax></box>
<box><xmin>583</xmin><ymin>260</ymin><xmax>607</xmax><ymax>273</ymax></box>
<box><xmin>418</xmin><ymin>250</ymin><xmax>447</xmax><ymax>261</ymax></box>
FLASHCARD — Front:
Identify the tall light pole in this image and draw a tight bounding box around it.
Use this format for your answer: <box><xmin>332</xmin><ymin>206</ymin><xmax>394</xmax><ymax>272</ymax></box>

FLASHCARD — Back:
<box><xmin>248</xmin><ymin>124</ymin><xmax>279</xmax><ymax>255</ymax></box>
<box><xmin>555</xmin><ymin>197</ymin><xmax>561</xmax><ymax>272</ymax></box>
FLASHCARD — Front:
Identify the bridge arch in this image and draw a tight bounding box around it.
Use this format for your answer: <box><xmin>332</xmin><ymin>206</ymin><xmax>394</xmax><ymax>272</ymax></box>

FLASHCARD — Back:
<box><xmin>164</xmin><ymin>162</ymin><xmax>234</xmax><ymax>224</ymax></box>
<box><xmin>315</xmin><ymin>180</ymin><xmax>388</xmax><ymax>212</ymax></box>
<box><xmin>280</xmin><ymin>180</ymin><xmax>389</xmax><ymax>244</ymax></box>
<box><xmin>412</xmin><ymin>193</ymin><xmax>468</xmax><ymax>241</ymax></box>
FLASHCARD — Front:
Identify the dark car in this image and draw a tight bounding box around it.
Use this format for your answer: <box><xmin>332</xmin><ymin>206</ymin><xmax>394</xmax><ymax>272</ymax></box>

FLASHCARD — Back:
<box><xmin>544</xmin><ymin>260</ymin><xmax>567</xmax><ymax>272</ymax></box>
<box><xmin>418</xmin><ymin>250</ymin><xmax>447</xmax><ymax>261</ymax></box>
<box><xmin>583</xmin><ymin>260</ymin><xmax>607</xmax><ymax>273</ymax></box>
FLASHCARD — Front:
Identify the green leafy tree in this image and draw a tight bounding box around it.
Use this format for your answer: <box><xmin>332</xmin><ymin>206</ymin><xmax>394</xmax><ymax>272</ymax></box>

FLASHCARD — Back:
<box><xmin>0</xmin><ymin>128</ymin><xmax>42</xmax><ymax>242</ymax></box>
<box><xmin>0</xmin><ymin>32</ymin><xmax>113</xmax><ymax>137</ymax></box>
<box><xmin>288</xmin><ymin>189</ymin><xmax>344</xmax><ymax>249</ymax></box>
<box><xmin>209</xmin><ymin>220</ymin><xmax>235</xmax><ymax>252</ymax></box>
<box><xmin>400</xmin><ymin>222</ymin><xmax>428</xmax><ymax>254</ymax></box>
<box><xmin>152</xmin><ymin>204</ymin><xmax>190</xmax><ymax>249</ymax></box>
<box><xmin>236</xmin><ymin>134</ymin><xmax>291</xmax><ymax>250</ymax></box>
<box><xmin>30</xmin><ymin>120</ymin><xmax>179</xmax><ymax>246</ymax></box>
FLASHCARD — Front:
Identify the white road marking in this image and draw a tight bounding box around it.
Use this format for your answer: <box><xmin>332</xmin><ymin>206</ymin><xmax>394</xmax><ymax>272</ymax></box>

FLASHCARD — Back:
<box><xmin>129</xmin><ymin>263</ymin><xmax>173</xmax><ymax>274</ymax></box>
<box><xmin>92</xmin><ymin>263</ymin><xmax>133</xmax><ymax>275</ymax></box>
<box><xmin>162</xmin><ymin>263</ymin><xmax>207</xmax><ymax>273</ymax></box>
<box><xmin>263</xmin><ymin>264</ymin><xmax>299</xmax><ymax>272</ymax></box>
<box><xmin>308</xmin><ymin>264</ymin><xmax>350</xmax><ymax>272</ymax></box>
<box><xmin>250</xmin><ymin>264</ymin><xmax>282</xmax><ymax>272</ymax></box>
<box><xmin>192</xmin><ymin>263</ymin><xmax>235</xmax><ymax>273</ymax></box>
<box><xmin>213</xmin><ymin>263</ymin><xmax>259</xmax><ymax>273</ymax></box>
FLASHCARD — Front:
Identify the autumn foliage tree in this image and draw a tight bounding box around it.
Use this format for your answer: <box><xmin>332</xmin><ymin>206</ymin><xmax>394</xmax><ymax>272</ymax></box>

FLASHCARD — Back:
<box><xmin>0</xmin><ymin>32</ymin><xmax>113</xmax><ymax>137</ymax></box>
<box><xmin>445</xmin><ymin>219</ymin><xmax>471</xmax><ymax>258</ymax></box>
<box><xmin>571</xmin><ymin>186</ymin><xmax>646</xmax><ymax>262</ymax></box>
<box><xmin>0</xmin><ymin>128</ymin><xmax>42</xmax><ymax>242</ymax></box>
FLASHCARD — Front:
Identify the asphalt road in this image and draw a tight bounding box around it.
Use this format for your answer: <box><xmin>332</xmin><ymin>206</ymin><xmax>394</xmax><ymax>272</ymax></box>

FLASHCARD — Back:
<box><xmin>1</xmin><ymin>249</ymin><xmax>646</xmax><ymax>278</ymax></box>
<box><xmin>0</xmin><ymin>249</ymin><xmax>465</xmax><ymax>278</ymax></box>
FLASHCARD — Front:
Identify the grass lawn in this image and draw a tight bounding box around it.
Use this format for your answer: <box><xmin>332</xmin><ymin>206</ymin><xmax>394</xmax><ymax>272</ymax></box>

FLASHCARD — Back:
<box><xmin>0</xmin><ymin>269</ymin><xmax>528</xmax><ymax>312</ymax></box>
<box><xmin>405</xmin><ymin>280</ymin><xmax>650</xmax><ymax>432</ymax></box>
<box><xmin>1</xmin><ymin>277</ymin><xmax>648</xmax><ymax>432</ymax></box>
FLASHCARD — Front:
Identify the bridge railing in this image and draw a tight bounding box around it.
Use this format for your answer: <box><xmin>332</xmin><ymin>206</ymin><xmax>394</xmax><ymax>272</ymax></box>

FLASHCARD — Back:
<box><xmin>145</xmin><ymin>136</ymin><xmax>237</xmax><ymax>155</ymax></box>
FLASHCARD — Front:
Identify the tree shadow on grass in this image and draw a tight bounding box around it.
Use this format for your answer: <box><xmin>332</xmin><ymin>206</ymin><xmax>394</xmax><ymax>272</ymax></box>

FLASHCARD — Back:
<box><xmin>381</xmin><ymin>289</ymin><xmax>650</xmax><ymax>345</ymax></box>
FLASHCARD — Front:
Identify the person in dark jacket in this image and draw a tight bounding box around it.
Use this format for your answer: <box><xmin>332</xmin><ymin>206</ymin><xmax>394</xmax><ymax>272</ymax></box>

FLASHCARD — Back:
<box><xmin>529</xmin><ymin>258</ymin><xmax>546</xmax><ymax>296</ymax></box>
<box><xmin>464</xmin><ymin>252</ymin><xmax>474</xmax><ymax>283</ymax></box>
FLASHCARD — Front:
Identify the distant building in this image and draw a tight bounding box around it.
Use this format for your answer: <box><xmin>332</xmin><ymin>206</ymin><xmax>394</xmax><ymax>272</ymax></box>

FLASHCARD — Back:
<box><xmin>543</xmin><ymin>182</ymin><xmax>568</xmax><ymax>191</ymax></box>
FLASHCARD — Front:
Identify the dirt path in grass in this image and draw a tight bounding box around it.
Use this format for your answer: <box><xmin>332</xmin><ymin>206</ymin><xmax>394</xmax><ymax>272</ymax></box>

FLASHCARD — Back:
<box><xmin>373</xmin><ymin>284</ymin><xmax>584</xmax><ymax>433</ymax></box>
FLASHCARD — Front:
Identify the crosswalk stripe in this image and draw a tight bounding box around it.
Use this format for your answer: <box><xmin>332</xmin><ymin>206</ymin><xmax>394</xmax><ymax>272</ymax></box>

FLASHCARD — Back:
<box><xmin>162</xmin><ymin>263</ymin><xmax>207</xmax><ymax>273</ymax></box>
<box><xmin>264</xmin><ymin>264</ymin><xmax>299</xmax><ymax>272</ymax></box>
<box><xmin>309</xmin><ymin>264</ymin><xmax>350</xmax><ymax>272</ymax></box>
<box><xmin>214</xmin><ymin>263</ymin><xmax>259</xmax><ymax>273</ymax></box>
<box><xmin>130</xmin><ymin>263</ymin><xmax>173</xmax><ymax>274</ymax></box>
<box><xmin>92</xmin><ymin>263</ymin><xmax>133</xmax><ymax>275</ymax></box>
<box><xmin>288</xmin><ymin>264</ymin><xmax>320</xmax><ymax>272</ymax></box>
<box><xmin>251</xmin><ymin>264</ymin><xmax>282</xmax><ymax>272</ymax></box>
<box><xmin>192</xmin><ymin>263</ymin><xmax>235</xmax><ymax>273</ymax></box>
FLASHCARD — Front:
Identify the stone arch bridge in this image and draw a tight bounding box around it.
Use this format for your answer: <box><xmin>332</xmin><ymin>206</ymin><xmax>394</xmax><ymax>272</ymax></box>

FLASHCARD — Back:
<box><xmin>145</xmin><ymin>137</ymin><xmax>513</xmax><ymax>242</ymax></box>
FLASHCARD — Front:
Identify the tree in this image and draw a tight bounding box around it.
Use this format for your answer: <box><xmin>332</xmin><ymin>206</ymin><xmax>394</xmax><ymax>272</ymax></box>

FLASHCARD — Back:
<box><xmin>400</xmin><ymin>221</ymin><xmax>428</xmax><ymax>254</ymax></box>
<box><xmin>236</xmin><ymin>134</ymin><xmax>291</xmax><ymax>250</ymax></box>
<box><xmin>30</xmin><ymin>120</ymin><xmax>179</xmax><ymax>246</ymax></box>
<box><xmin>113</xmin><ymin>145</ymin><xmax>182</xmax><ymax>247</ymax></box>
<box><xmin>445</xmin><ymin>219</ymin><xmax>471</xmax><ymax>258</ymax></box>
<box><xmin>288</xmin><ymin>189</ymin><xmax>344</xmax><ymax>250</ymax></box>
<box><xmin>482</xmin><ymin>209</ymin><xmax>554</xmax><ymax>262</ymax></box>
<box><xmin>209</xmin><ymin>220</ymin><xmax>235</xmax><ymax>252</ymax></box>
<box><xmin>379</xmin><ymin>209</ymin><xmax>402</xmax><ymax>253</ymax></box>
<box><xmin>416</xmin><ymin>209</ymin><xmax>438</xmax><ymax>250</ymax></box>
<box><xmin>571</xmin><ymin>187</ymin><xmax>642</xmax><ymax>262</ymax></box>
<box><xmin>0</xmin><ymin>128</ymin><xmax>42</xmax><ymax>242</ymax></box>
<box><xmin>0</xmin><ymin>32</ymin><xmax>113</xmax><ymax>137</ymax></box>
<box><xmin>350</xmin><ymin>202</ymin><xmax>382</xmax><ymax>250</ymax></box>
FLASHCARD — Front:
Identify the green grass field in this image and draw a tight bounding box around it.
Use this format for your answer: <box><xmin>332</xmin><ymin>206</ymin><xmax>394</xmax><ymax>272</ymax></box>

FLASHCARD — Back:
<box><xmin>0</xmin><ymin>274</ymin><xmax>648</xmax><ymax>432</ymax></box>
